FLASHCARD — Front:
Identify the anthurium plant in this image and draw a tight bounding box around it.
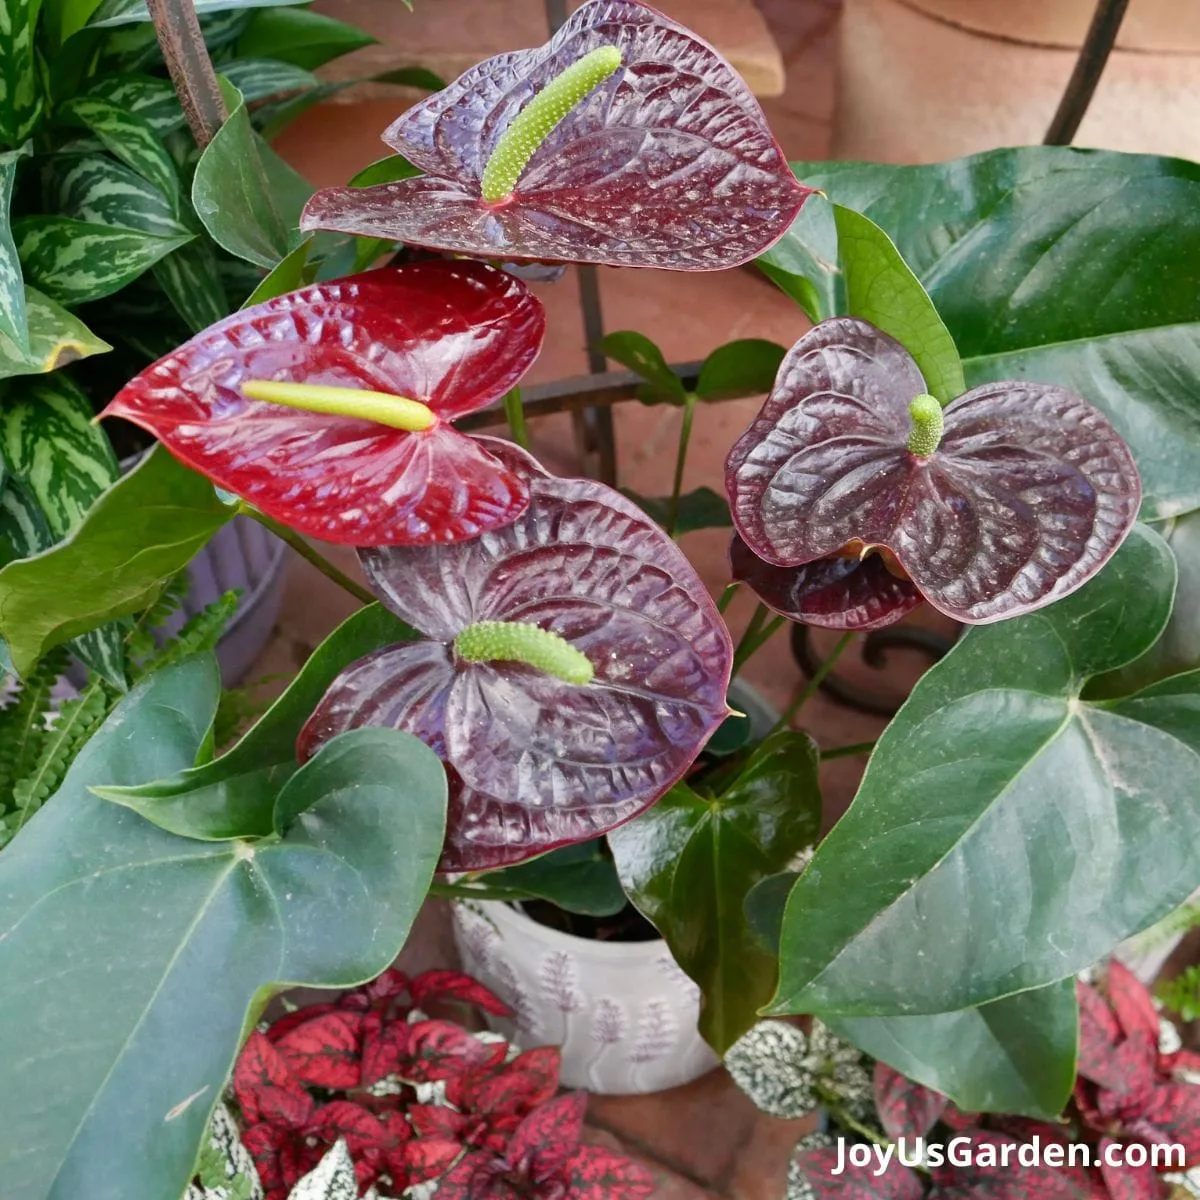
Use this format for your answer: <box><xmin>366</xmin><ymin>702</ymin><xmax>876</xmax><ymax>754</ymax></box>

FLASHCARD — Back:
<box><xmin>2</xmin><ymin>2</ymin><xmax>1200</xmax><ymax>1198</ymax></box>
<box><xmin>728</xmin><ymin>963</ymin><xmax>1200</xmax><ymax>1200</ymax></box>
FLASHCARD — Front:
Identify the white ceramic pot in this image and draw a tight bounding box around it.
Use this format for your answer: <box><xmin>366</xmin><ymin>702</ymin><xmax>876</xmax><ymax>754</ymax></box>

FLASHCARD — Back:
<box><xmin>452</xmin><ymin>898</ymin><xmax>718</xmax><ymax>1095</ymax></box>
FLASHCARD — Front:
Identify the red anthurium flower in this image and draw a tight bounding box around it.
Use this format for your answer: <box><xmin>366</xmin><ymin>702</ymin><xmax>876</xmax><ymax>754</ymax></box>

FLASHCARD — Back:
<box><xmin>300</xmin><ymin>0</ymin><xmax>810</xmax><ymax>270</ymax></box>
<box><xmin>730</xmin><ymin>533</ymin><xmax>923</xmax><ymax>631</ymax></box>
<box><xmin>726</xmin><ymin>318</ymin><xmax>1141</xmax><ymax>624</ymax></box>
<box><xmin>297</xmin><ymin>439</ymin><xmax>733</xmax><ymax>871</ymax></box>
<box><xmin>102</xmin><ymin>261</ymin><xmax>545</xmax><ymax>546</ymax></box>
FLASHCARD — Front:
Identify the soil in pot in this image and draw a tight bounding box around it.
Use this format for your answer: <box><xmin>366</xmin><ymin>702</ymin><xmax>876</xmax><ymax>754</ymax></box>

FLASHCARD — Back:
<box><xmin>519</xmin><ymin>898</ymin><xmax>659</xmax><ymax>943</ymax></box>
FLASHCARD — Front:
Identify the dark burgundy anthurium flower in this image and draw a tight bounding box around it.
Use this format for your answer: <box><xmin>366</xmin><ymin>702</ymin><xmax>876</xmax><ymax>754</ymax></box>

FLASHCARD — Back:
<box><xmin>102</xmin><ymin>261</ymin><xmax>545</xmax><ymax>546</ymax></box>
<box><xmin>726</xmin><ymin>318</ymin><xmax>1141</xmax><ymax>624</ymax></box>
<box><xmin>729</xmin><ymin>533</ymin><xmax>923</xmax><ymax>631</ymax></box>
<box><xmin>300</xmin><ymin>0</ymin><xmax>811</xmax><ymax>270</ymax></box>
<box><xmin>298</xmin><ymin>438</ymin><xmax>733</xmax><ymax>872</ymax></box>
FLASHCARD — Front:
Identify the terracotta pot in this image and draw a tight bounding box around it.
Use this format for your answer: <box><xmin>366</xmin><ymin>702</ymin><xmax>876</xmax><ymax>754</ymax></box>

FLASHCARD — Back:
<box><xmin>452</xmin><ymin>898</ymin><xmax>719</xmax><ymax>1095</ymax></box>
<box><xmin>834</xmin><ymin>0</ymin><xmax>1200</xmax><ymax>164</ymax></box>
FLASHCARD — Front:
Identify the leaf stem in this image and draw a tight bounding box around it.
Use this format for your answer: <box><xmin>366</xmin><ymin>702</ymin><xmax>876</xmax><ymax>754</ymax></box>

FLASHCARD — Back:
<box><xmin>665</xmin><ymin>392</ymin><xmax>697</xmax><ymax>537</ymax></box>
<box><xmin>771</xmin><ymin>631</ymin><xmax>856</xmax><ymax>734</ymax></box>
<box><xmin>237</xmin><ymin>504</ymin><xmax>376</xmax><ymax>606</ymax></box>
<box><xmin>717</xmin><ymin>582</ymin><xmax>739</xmax><ymax>615</ymax></box>
<box><xmin>502</xmin><ymin>387</ymin><xmax>531</xmax><ymax>450</ymax></box>
<box><xmin>731</xmin><ymin>605</ymin><xmax>784</xmax><ymax>675</ymax></box>
<box><xmin>820</xmin><ymin>740</ymin><xmax>876</xmax><ymax>761</ymax></box>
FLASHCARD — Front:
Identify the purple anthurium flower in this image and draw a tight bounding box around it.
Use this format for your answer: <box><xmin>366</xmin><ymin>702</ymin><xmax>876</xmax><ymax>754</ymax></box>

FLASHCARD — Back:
<box><xmin>726</xmin><ymin>318</ymin><xmax>1141</xmax><ymax>625</ymax></box>
<box><xmin>730</xmin><ymin>534</ymin><xmax>923</xmax><ymax>631</ymax></box>
<box><xmin>298</xmin><ymin>439</ymin><xmax>733</xmax><ymax>872</ymax></box>
<box><xmin>300</xmin><ymin>0</ymin><xmax>811</xmax><ymax>271</ymax></box>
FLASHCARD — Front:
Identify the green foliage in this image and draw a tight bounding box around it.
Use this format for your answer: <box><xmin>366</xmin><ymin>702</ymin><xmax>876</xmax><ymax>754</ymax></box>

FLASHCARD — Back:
<box><xmin>770</xmin><ymin>527</ymin><xmax>1196</xmax><ymax>1020</ymax></box>
<box><xmin>598</xmin><ymin>329</ymin><xmax>690</xmax><ymax>405</ymax></box>
<box><xmin>0</xmin><ymin>656</ymin><xmax>447</xmax><ymax>1200</ymax></box>
<box><xmin>1158</xmin><ymin>967</ymin><xmax>1200</xmax><ymax>1023</ymax></box>
<box><xmin>94</xmin><ymin>602</ymin><xmax>416</xmax><ymax>840</ymax></box>
<box><xmin>829</xmin><ymin>981</ymin><xmax>1079</xmax><ymax>1120</ymax></box>
<box><xmin>192</xmin><ymin>80</ymin><xmax>311</xmax><ymax>269</ymax></box>
<box><xmin>620</xmin><ymin>485</ymin><xmax>732</xmax><ymax>535</ymax></box>
<box><xmin>0</xmin><ymin>573</ymin><xmax>239</xmax><ymax>845</ymax></box>
<box><xmin>763</xmin><ymin>149</ymin><xmax>1200</xmax><ymax>519</ymax></box>
<box><xmin>0</xmin><ymin>447</ymin><xmax>235</xmax><ymax>676</ymax></box>
<box><xmin>832</xmin><ymin>203</ymin><xmax>964</xmax><ymax>402</ymax></box>
<box><xmin>611</xmin><ymin>730</ymin><xmax>822</xmax><ymax>1052</ymax></box>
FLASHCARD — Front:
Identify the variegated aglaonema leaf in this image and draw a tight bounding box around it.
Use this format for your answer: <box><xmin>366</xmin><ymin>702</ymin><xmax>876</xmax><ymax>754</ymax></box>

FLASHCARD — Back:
<box><xmin>300</xmin><ymin>0</ymin><xmax>810</xmax><ymax>270</ymax></box>
<box><xmin>726</xmin><ymin>317</ymin><xmax>1141</xmax><ymax>624</ymax></box>
<box><xmin>0</xmin><ymin>287</ymin><xmax>111</xmax><ymax>381</ymax></box>
<box><xmin>298</xmin><ymin>439</ymin><xmax>734</xmax><ymax>872</ymax></box>
<box><xmin>730</xmin><ymin>534</ymin><xmax>922</xmax><ymax>631</ymax></box>
<box><xmin>102</xmin><ymin>262</ymin><xmax>545</xmax><ymax>546</ymax></box>
<box><xmin>0</xmin><ymin>374</ymin><xmax>126</xmax><ymax>685</ymax></box>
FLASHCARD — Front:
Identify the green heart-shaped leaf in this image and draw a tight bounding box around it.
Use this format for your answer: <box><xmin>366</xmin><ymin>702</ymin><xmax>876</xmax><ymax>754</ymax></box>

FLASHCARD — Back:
<box><xmin>0</xmin><ymin>654</ymin><xmax>446</xmax><ymax>1200</ymax></box>
<box><xmin>770</xmin><ymin>525</ymin><xmax>1198</xmax><ymax>1018</ymax></box>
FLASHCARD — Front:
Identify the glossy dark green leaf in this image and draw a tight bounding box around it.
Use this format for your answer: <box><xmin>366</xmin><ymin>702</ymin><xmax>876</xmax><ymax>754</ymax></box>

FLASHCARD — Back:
<box><xmin>833</xmin><ymin>204</ymin><xmax>963</xmax><ymax>403</ymax></box>
<box><xmin>620</xmin><ymin>485</ymin><xmax>731</xmax><ymax>535</ymax></box>
<box><xmin>1090</xmin><ymin>511</ymin><xmax>1200</xmax><ymax>697</ymax></box>
<box><xmin>94</xmin><ymin>603</ymin><xmax>417</xmax><ymax>839</ymax></box>
<box><xmin>0</xmin><ymin>447</ymin><xmax>233</xmax><ymax>676</ymax></box>
<box><xmin>0</xmin><ymin>286</ymin><xmax>111</xmax><ymax>379</ymax></box>
<box><xmin>0</xmin><ymin>654</ymin><xmax>447</xmax><ymax>1200</ymax></box>
<box><xmin>769</xmin><ymin>525</ymin><xmax>1200</xmax><ymax>1018</ymax></box>
<box><xmin>0</xmin><ymin>0</ymin><xmax>42</xmax><ymax>145</ymax></box>
<box><xmin>235</xmin><ymin>5</ymin><xmax>377</xmax><ymax>70</ymax></box>
<box><xmin>756</xmin><ymin>192</ymin><xmax>841</xmax><ymax>323</ymax></box>
<box><xmin>598</xmin><ymin>330</ymin><xmax>688</xmax><ymax>406</ymax></box>
<box><xmin>153</xmin><ymin>238</ymin><xmax>229</xmax><ymax>333</ymax></box>
<box><xmin>192</xmin><ymin>82</ymin><xmax>311</xmax><ymax>268</ymax></box>
<box><xmin>348</xmin><ymin>154</ymin><xmax>421</xmax><ymax>189</ymax></box>
<box><xmin>765</xmin><ymin>150</ymin><xmax>1200</xmax><ymax>519</ymax></box>
<box><xmin>829</xmin><ymin>978</ymin><xmax>1078</xmax><ymax>1119</ymax></box>
<box><xmin>455</xmin><ymin>841</ymin><xmax>627</xmax><ymax>918</ymax></box>
<box><xmin>15</xmin><ymin>216</ymin><xmax>192</xmax><ymax>305</ymax></box>
<box><xmin>611</xmin><ymin>730</ymin><xmax>821</xmax><ymax>1052</ymax></box>
<box><xmin>58</xmin><ymin>97</ymin><xmax>180</xmax><ymax>200</ymax></box>
<box><xmin>695</xmin><ymin>339</ymin><xmax>786</xmax><ymax>401</ymax></box>
<box><xmin>744</xmin><ymin>868</ymin><xmax>797</xmax><ymax>952</ymax></box>
<box><xmin>239</xmin><ymin>236</ymin><xmax>312</xmax><ymax>307</ymax></box>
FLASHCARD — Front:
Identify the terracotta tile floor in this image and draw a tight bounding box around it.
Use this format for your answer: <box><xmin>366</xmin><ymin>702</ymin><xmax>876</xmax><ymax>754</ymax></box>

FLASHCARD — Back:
<box><xmin>260</xmin><ymin>2</ymin><xmax>930</xmax><ymax>1193</ymax></box>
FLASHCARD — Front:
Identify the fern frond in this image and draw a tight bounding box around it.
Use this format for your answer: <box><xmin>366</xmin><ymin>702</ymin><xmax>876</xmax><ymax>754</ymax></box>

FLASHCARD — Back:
<box><xmin>0</xmin><ymin>649</ymin><xmax>69</xmax><ymax>810</ymax></box>
<box><xmin>136</xmin><ymin>590</ymin><xmax>240</xmax><ymax>680</ymax></box>
<box><xmin>125</xmin><ymin>572</ymin><xmax>191</xmax><ymax>664</ymax></box>
<box><xmin>1158</xmin><ymin>965</ymin><xmax>1200</xmax><ymax>1023</ymax></box>
<box><xmin>10</xmin><ymin>681</ymin><xmax>113</xmax><ymax>835</ymax></box>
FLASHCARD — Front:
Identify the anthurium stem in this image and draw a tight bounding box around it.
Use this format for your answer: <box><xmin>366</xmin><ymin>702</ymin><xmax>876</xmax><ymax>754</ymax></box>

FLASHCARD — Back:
<box><xmin>502</xmin><ymin>387</ymin><xmax>531</xmax><ymax>450</ymax></box>
<box><xmin>731</xmin><ymin>604</ymin><xmax>785</xmax><ymax>675</ymax></box>
<box><xmin>237</xmin><ymin>504</ymin><xmax>377</xmax><ymax>606</ymax></box>
<box><xmin>241</xmin><ymin>380</ymin><xmax>436</xmax><ymax>433</ymax></box>
<box><xmin>906</xmin><ymin>393</ymin><xmax>944</xmax><ymax>457</ymax></box>
<box><xmin>480</xmin><ymin>45</ymin><xmax>623</xmax><ymax>203</ymax></box>
<box><xmin>771</xmin><ymin>631</ymin><xmax>856</xmax><ymax>735</ymax></box>
<box><xmin>666</xmin><ymin>392</ymin><xmax>697</xmax><ymax>538</ymax></box>
<box><xmin>455</xmin><ymin>619</ymin><xmax>594</xmax><ymax>685</ymax></box>
<box><xmin>821</xmin><ymin>739</ymin><xmax>876</xmax><ymax>761</ymax></box>
<box><xmin>717</xmin><ymin>582</ymin><xmax>739</xmax><ymax>614</ymax></box>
